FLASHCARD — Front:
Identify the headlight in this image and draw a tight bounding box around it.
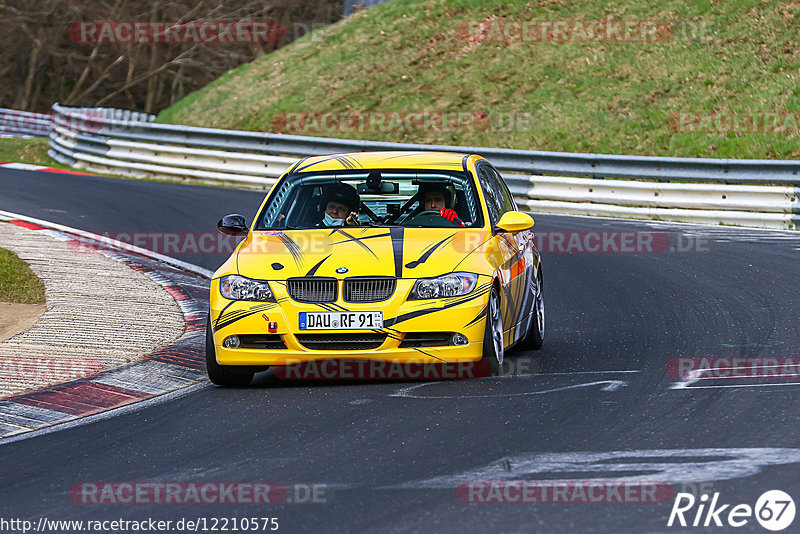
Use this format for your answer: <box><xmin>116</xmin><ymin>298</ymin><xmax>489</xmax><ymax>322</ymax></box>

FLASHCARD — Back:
<box><xmin>219</xmin><ymin>275</ymin><xmax>275</xmax><ymax>301</ymax></box>
<box><xmin>409</xmin><ymin>272</ymin><xmax>478</xmax><ymax>300</ymax></box>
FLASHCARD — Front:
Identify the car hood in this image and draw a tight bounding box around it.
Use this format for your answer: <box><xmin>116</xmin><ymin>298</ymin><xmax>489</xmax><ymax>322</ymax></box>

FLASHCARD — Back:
<box><xmin>235</xmin><ymin>227</ymin><xmax>491</xmax><ymax>280</ymax></box>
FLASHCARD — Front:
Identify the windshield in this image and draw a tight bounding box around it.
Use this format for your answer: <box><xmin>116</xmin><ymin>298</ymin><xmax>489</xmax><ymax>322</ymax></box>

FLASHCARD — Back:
<box><xmin>255</xmin><ymin>170</ymin><xmax>485</xmax><ymax>230</ymax></box>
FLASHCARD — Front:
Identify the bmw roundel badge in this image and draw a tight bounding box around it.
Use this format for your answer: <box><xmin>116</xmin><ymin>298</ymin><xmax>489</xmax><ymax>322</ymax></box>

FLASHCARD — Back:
<box><xmin>336</xmin><ymin>267</ymin><xmax>349</xmax><ymax>274</ymax></box>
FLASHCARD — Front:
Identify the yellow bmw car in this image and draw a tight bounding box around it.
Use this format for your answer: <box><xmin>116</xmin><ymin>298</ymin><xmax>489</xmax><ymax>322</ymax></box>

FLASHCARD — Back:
<box><xmin>206</xmin><ymin>151</ymin><xmax>544</xmax><ymax>386</ymax></box>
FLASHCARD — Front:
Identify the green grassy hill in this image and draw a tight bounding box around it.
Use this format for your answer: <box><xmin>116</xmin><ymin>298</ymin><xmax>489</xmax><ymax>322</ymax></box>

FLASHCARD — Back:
<box><xmin>157</xmin><ymin>0</ymin><xmax>800</xmax><ymax>159</ymax></box>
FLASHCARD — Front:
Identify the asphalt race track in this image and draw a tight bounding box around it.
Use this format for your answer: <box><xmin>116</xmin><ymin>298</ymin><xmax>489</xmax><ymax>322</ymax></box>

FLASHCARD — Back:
<box><xmin>0</xmin><ymin>167</ymin><xmax>262</xmax><ymax>271</ymax></box>
<box><xmin>2</xmin><ymin>168</ymin><xmax>800</xmax><ymax>533</ymax></box>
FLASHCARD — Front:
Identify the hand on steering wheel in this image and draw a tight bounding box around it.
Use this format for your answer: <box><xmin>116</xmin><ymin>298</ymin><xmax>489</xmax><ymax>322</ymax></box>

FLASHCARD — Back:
<box><xmin>438</xmin><ymin>208</ymin><xmax>465</xmax><ymax>226</ymax></box>
<box><xmin>406</xmin><ymin>209</ymin><xmax>462</xmax><ymax>228</ymax></box>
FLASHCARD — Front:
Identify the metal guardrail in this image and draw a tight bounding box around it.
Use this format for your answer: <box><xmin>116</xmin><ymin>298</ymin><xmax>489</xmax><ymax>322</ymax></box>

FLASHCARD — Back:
<box><xmin>0</xmin><ymin>108</ymin><xmax>52</xmax><ymax>137</ymax></box>
<box><xmin>50</xmin><ymin>103</ymin><xmax>800</xmax><ymax>185</ymax></box>
<box><xmin>47</xmin><ymin>103</ymin><xmax>800</xmax><ymax>229</ymax></box>
<box><xmin>49</xmin><ymin>104</ymin><xmax>292</xmax><ymax>187</ymax></box>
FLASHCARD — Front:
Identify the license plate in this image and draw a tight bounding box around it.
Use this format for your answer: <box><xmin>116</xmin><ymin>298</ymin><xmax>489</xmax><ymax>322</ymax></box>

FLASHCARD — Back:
<box><xmin>299</xmin><ymin>311</ymin><xmax>383</xmax><ymax>330</ymax></box>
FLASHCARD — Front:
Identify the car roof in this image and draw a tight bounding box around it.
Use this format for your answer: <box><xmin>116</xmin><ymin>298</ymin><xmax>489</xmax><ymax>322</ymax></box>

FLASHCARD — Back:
<box><xmin>288</xmin><ymin>151</ymin><xmax>485</xmax><ymax>174</ymax></box>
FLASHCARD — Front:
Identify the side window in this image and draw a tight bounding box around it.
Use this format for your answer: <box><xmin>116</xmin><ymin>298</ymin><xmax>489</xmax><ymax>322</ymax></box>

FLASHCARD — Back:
<box><xmin>477</xmin><ymin>165</ymin><xmax>502</xmax><ymax>225</ymax></box>
<box><xmin>490</xmin><ymin>167</ymin><xmax>517</xmax><ymax>213</ymax></box>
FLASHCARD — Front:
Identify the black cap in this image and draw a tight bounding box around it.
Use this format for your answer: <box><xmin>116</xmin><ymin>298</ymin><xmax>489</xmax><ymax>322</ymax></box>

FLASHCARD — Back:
<box><xmin>321</xmin><ymin>182</ymin><xmax>360</xmax><ymax>212</ymax></box>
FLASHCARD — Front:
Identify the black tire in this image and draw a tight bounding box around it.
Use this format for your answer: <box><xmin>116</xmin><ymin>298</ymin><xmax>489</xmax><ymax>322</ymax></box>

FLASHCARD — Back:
<box><xmin>518</xmin><ymin>268</ymin><xmax>544</xmax><ymax>351</ymax></box>
<box><xmin>205</xmin><ymin>314</ymin><xmax>254</xmax><ymax>387</ymax></box>
<box><xmin>480</xmin><ymin>287</ymin><xmax>504</xmax><ymax>376</ymax></box>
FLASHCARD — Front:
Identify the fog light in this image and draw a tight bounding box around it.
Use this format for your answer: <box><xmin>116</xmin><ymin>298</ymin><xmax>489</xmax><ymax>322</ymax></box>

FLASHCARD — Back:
<box><xmin>451</xmin><ymin>333</ymin><xmax>468</xmax><ymax>346</ymax></box>
<box><xmin>223</xmin><ymin>335</ymin><xmax>241</xmax><ymax>349</ymax></box>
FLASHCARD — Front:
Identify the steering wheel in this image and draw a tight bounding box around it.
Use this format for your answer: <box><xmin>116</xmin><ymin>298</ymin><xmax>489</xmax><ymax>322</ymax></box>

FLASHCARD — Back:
<box><xmin>415</xmin><ymin>210</ymin><xmax>443</xmax><ymax>217</ymax></box>
<box><xmin>405</xmin><ymin>210</ymin><xmax>458</xmax><ymax>227</ymax></box>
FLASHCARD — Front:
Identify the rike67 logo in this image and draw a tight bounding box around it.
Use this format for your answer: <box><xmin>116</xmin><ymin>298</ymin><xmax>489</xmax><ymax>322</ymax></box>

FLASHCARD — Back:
<box><xmin>668</xmin><ymin>490</ymin><xmax>795</xmax><ymax>531</ymax></box>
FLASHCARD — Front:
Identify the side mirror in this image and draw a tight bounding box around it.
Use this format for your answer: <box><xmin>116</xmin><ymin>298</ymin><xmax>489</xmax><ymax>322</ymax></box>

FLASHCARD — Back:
<box><xmin>495</xmin><ymin>212</ymin><xmax>534</xmax><ymax>233</ymax></box>
<box><xmin>218</xmin><ymin>214</ymin><xmax>248</xmax><ymax>236</ymax></box>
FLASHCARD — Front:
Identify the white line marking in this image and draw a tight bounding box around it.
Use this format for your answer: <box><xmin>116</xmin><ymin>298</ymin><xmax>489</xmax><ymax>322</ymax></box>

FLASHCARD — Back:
<box><xmin>673</xmin><ymin>382</ymin><xmax>800</xmax><ymax>390</ymax></box>
<box><xmin>0</xmin><ymin>381</ymin><xmax>211</xmax><ymax>446</ymax></box>
<box><xmin>535</xmin><ymin>211</ymin><xmax>800</xmax><ymax>235</ymax></box>
<box><xmin>600</xmin><ymin>380</ymin><xmax>626</xmax><ymax>391</ymax></box>
<box><xmin>670</xmin><ymin>366</ymin><xmax>800</xmax><ymax>390</ymax></box>
<box><xmin>389</xmin><ymin>380</ymin><xmax>628</xmax><ymax>399</ymax></box>
<box><xmin>392</xmin><ymin>448</ymin><xmax>800</xmax><ymax>489</ymax></box>
<box><xmin>537</xmin><ymin>370</ymin><xmax>640</xmax><ymax>375</ymax></box>
<box><xmin>669</xmin><ymin>368</ymin><xmax>703</xmax><ymax>389</ymax></box>
<box><xmin>2</xmin><ymin>163</ymin><xmax>47</xmax><ymax>171</ymax></box>
<box><xmin>0</xmin><ymin>209</ymin><xmax>213</xmax><ymax>278</ymax></box>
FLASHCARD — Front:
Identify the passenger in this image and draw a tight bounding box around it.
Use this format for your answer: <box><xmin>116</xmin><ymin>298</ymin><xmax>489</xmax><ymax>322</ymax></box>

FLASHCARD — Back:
<box><xmin>419</xmin><ymin>183</ymin><xmax>465</xmax><ymax>227</ymax></box>
<box><xmin>317</xmin><ymin>183</ymin><xmax>361</xmax><ymax>227</ymax></box>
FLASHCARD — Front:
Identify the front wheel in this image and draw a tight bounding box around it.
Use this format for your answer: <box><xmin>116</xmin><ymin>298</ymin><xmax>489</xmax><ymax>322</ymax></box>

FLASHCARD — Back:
<box><xmin>205</xmin><ymin>314</ymin><xmax>254</xmax><ymax>387</ymax></box>
<box><xmin>480</xmin><ymin>287</ymin><xmax>504</xmax><ymax>376</ymax></box>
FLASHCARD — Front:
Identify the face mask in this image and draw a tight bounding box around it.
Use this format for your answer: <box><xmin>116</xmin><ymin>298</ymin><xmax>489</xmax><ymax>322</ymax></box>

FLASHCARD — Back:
<box><xmin>323</xmin><ymin>213</ymin><xmax>345</xmax><ymax>226</ymax></box>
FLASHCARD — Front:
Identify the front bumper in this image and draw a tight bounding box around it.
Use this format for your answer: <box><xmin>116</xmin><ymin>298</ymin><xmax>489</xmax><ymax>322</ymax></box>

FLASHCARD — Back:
<box><xmin>210</xmin><ymin>277</ymin><xmax>490</xmax><ymax>366</ymax></box>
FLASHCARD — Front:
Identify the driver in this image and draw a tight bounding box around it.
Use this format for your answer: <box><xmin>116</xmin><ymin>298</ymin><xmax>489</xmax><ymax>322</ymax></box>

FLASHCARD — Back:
<box><xmin>317</xmin><ymin>183</ymin><xmax>361</xmax><ymax>227</ymax></box>
<box><xmin>419</xmin><ymin>183</ymin><xmax>466</xmax><ymax>227</ymax></box>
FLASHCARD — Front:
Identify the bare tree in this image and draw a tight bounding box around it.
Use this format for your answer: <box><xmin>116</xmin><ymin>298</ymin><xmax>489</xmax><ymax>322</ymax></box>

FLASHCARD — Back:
<box><xmin>0</xmin><ymin>0</ymin><xmax>342</xmax><ymax>112</ymax></box>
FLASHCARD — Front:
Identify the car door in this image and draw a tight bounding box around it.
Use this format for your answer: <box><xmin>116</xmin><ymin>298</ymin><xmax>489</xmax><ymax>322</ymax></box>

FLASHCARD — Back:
<box><xmin>491</xmin><ymin>164</ymin><xmax>539</xmax><ymax>346</ymax></box>
<box><xmin>477</xmin><ymin>163</ymin><xmax>528</xmax><ymax>347</ymax></box>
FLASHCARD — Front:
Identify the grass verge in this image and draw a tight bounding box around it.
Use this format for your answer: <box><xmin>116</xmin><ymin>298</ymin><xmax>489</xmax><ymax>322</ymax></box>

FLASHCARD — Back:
<box><xmin>0</xmin><ymin>246</ymin><xmax>46</xmax><ymax>304</ymax></box>
<box><xmin>0</xmin><ymin>137</ymin><xmax>80</xmax><ymax>172</ymax></box>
